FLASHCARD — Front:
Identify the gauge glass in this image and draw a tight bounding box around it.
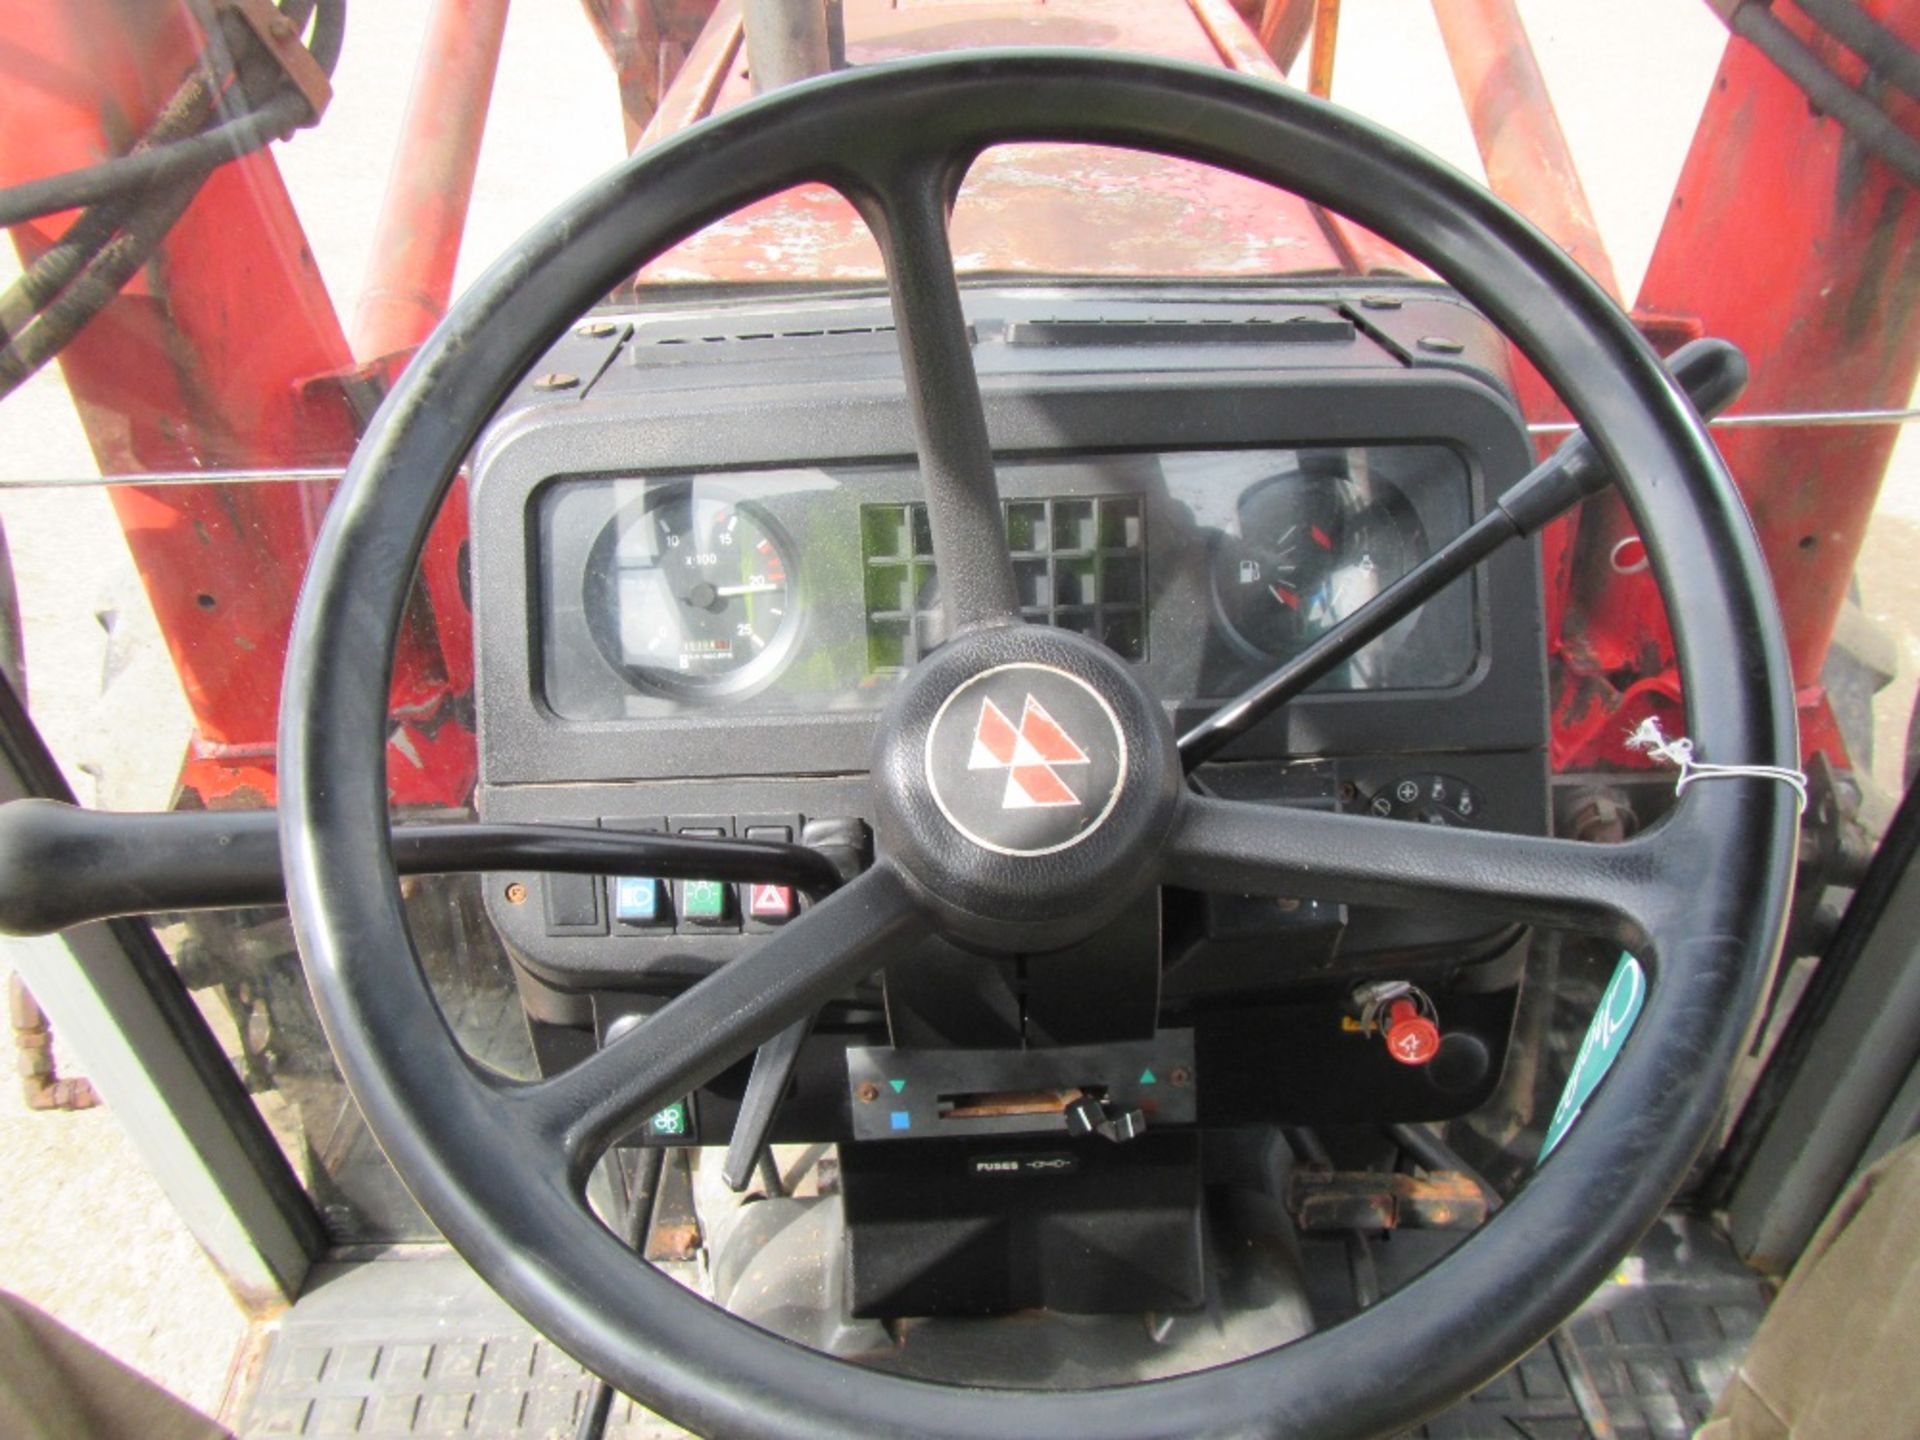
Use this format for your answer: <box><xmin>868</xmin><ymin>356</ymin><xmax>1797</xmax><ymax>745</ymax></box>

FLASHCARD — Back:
<box><xmin>1211</xmin><ymin>453</ymin><xmax>1428</xmax><ymax>684</ymax></box>
<box><xmin>584</xmin><ymin>483</ymin><xmax>799</xmax><ymax>700</ymax></box>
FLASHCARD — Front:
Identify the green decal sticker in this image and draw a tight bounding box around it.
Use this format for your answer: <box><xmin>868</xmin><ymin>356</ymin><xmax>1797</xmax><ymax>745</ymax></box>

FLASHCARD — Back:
<box><xmin>1139</xmin><ymin>1068</ymin><xmax>1158</xmax><ymax>1085</ymax></box>
<box><xmin>888</xmin><ymin>1078</ymin><xmax>906</xmax><ymax>1094</ymax></box>
<box><xmin>1540</xmin><ymin>953</ymin><xmax>1646</xmax><ymax>1162</ymax></box>
<box><xmin>649</xmin><ymin>1100</ymin><xmax>689</xmax><ymax>1137</ymax></box>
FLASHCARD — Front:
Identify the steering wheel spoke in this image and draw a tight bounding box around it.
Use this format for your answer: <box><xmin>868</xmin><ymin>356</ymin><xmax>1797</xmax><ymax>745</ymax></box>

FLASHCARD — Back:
<box><xmin>514</xmin><ymin>864</ymin><xmax>920</xmax><ymax>1179</ymax></box>
<box><xmin>1161</xmin><ymin>792</ymin><xmax>1680</xmax><ymax>953</ymax></box>
<box><xmin>843</xmin><ymin>159</ymin><xmax>1021</xmax><ymax>631</ymax></box>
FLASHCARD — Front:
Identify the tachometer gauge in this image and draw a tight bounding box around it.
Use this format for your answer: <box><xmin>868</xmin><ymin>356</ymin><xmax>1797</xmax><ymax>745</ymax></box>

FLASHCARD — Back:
<box><xmin>1210</xmin><ymin>454</ymin><xmax>1428</xmax><ymax>683</ymax></box>
<box><xmin>583</xmin><ymin>483</ymin><xmax>800</xmax><ymax>700</ymax></box>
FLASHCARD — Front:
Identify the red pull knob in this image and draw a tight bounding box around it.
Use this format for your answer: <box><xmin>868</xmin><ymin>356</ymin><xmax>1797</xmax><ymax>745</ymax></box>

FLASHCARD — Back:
<box><xmin>1384</xmin><ymin>999</ymin><xmax>1440</xmax><ymax>1066</ymax></box>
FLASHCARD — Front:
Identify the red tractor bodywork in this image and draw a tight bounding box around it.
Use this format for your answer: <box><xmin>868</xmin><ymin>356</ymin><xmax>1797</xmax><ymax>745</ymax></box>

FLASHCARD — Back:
<box><xmin>3</xmin><ymin>0</ymin><xmax>1917</xmax><ymax>804</ymax></box>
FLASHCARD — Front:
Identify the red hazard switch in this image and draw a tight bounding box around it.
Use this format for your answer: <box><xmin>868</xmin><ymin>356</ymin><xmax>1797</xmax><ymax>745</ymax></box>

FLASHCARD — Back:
<box><xmin>747</xmin><ymin>882</ymin><xmax>793</xmax><ymax>922</ymax></box>
<box><xmin>1383</xmin><ymin>999</ymin><xmax>1441</xmax><ymax>1067</ymax></box>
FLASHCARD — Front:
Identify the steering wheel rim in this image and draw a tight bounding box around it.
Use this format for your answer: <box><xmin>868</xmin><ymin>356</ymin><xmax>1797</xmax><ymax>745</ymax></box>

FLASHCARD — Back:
<box><xmin>279</xmin><ymin>50</ymin><xmax>1799</xmax><ymax>1440</ymax></box>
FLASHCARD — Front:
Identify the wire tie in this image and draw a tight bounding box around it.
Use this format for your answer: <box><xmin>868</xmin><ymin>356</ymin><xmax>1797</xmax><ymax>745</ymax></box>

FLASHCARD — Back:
<box><xmin>1624</xmin><ymin>717</ymin><xmax>1808</xmax><ymax>815</ymax></box>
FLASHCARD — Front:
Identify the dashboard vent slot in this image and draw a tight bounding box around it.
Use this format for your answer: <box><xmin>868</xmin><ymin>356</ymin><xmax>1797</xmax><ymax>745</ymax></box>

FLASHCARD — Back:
<box><xmin>627</xmin><ymin>321</ymin><xmax>934</xmax><ymax>366</ymax></box>
<box><xmin>1005</xmin><ymin>315</ymin><xmax>1354</xmax><ymax>347</ymax></box>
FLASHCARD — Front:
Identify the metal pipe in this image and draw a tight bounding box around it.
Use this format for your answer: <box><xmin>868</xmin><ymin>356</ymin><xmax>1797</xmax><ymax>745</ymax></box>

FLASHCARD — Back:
<box><xmin>350</xmin><ymin>0</ymin><xmax>512</xmax><ymax>364</ymax></box>
<box><xmin>1307</xmin><ymin>0</ymin><xmax>1340</xmax><ymax>96</ymax></box>
<box><xmin>1256</xmin><ymin>0</ymin><xmax>1316</xmax><ymax>73</ymax></box>
<box><xmin>742</xmin><ymin>0</ymin><xmax>829</xmax><ymax>94</ymax></box>
<box><xmin>1431</xmin><ymin>0</ymin><xmax>1621</xmax><ymax>300</ymax></box>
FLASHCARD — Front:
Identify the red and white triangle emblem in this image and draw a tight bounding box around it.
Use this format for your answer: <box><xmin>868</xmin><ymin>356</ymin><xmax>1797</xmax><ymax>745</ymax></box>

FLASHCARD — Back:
<box><xmin>968</xmin><ymin>695</ymin><xmax>1090</xmax><ymax>809</ymax></box>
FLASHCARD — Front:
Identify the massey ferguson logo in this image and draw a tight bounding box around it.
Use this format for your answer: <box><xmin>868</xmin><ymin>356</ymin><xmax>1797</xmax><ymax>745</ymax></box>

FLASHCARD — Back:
<box><xmin>923</xmin><ymin>661</ymin><xmax>1127</xmax><ymax>857</ymax></box>
<box><xmin>968</xmin><ymin>695</ymin><xmax>1090</xmax><ymax>809</ymax></box>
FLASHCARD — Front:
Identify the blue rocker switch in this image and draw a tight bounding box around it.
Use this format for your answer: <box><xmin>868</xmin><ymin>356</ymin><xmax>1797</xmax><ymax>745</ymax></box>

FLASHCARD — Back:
<box><xmin>613</xmin><ymin>875</ymin><xmax>662</xmax><ymax>925</ymax></box>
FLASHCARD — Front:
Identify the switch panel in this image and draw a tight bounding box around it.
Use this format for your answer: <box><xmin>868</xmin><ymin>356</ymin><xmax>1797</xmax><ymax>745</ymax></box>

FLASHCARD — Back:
<box><xmin>845</xmin><ymin>1032</ymin><xmax>1196</xmax><ymax>1142</ymax></box>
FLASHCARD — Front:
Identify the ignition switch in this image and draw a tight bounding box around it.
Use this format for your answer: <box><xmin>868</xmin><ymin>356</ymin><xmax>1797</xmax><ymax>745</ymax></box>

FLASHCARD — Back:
<box><xmin>1350</xmin><ymin>980</ymin><xmax>1442</xmax><ymax>1067</ymax></box>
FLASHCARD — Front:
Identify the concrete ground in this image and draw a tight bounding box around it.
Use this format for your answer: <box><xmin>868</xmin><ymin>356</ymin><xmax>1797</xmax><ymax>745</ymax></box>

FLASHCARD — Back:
<box><xmin>0</xmin><ymin>0</ymin><xmax>1913</xmax><ymax>1427</ymax></box>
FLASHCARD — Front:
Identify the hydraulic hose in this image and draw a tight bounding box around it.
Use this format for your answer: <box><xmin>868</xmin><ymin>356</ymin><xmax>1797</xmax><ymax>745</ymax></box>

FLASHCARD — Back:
<box><xmin>0</xmin><ymin>0</ymin><xmax>343</xmax><ymax>231</ymax></box>
<box><xmin>1796</xmin><ymin>0</ymin><xmax>1920</xmax><ymax>103</ymax></box>
<box><xmin>0</xmin><ymin>0</ymin><xmax>344</xmax><ymax>400</ymax></box>
<box><xmin>1720</xmin><ymin>0</ymin><xmax>1920</xmax><ymax>189</ymax></box>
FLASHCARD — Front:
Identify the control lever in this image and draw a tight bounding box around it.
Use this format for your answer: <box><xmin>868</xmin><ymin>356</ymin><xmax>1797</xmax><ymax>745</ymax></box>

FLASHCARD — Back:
<box><xmin>1178</xmin><ymin>337</ymin><xmax>1749</xmax><ymax>767</ymax></box>
<box><xmin>721</xmin><ymin>818</ymin><xmax>871</xmax><ymax>1192</ymax></box>
<box><xmin>0</xmin><ymin>799</ymin><xmax>843</xmax><ymax>935</ymax></box>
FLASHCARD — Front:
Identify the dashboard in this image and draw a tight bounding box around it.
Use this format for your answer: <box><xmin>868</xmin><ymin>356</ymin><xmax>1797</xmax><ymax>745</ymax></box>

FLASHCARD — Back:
<box><xmin>471</xmin><ymin>281</ymin><xmax>1551</xmax><ymax>1137</ymax></box>
<box><xmin>535</xmin><ymin>445</ymin><xmax>1475</xmax><ymax>723</ymax></box>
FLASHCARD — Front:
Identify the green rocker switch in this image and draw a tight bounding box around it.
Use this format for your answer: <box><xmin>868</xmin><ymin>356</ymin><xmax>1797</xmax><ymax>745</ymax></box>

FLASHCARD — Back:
<box><xmin>681</xmin><ymin>878</ymin><xmax>729</xmax><ymax>924</ymax></box>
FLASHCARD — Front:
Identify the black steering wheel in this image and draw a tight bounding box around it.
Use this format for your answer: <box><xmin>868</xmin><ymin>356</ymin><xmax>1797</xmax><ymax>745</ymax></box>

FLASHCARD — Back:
<box><xmin>278</xmin><ymin>51</ymin><xmax>1799</xmax><ymax>1440</ymax></box>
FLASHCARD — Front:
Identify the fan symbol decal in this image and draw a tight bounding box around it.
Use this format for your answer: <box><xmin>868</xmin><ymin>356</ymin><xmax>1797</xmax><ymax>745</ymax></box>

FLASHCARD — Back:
<box><xmin>968</xmin><ymin>695</ymin><xmax>1090</xmax><ymax>809</ymax></box>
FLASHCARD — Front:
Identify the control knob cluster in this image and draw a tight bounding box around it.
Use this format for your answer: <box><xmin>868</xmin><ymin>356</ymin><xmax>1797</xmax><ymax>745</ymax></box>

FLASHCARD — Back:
<box><xmin>1366</xmin><ymin>772</ymin><xmax>1483</xmax><ymax>828</ymax></box>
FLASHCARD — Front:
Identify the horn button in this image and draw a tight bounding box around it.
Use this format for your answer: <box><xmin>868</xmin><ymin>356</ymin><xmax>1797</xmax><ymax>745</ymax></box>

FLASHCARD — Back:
<box><xmin>872</xmin><ymin>626</ymin><xmax>1181</xmax><ymax>952</ymax></box>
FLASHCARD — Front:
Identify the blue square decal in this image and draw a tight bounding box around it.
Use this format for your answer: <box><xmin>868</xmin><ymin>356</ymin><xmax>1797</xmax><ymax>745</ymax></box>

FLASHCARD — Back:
<box><xmin>889</xmin><ymin>1110</ymin><xmax>911</xmax><ymax>1131</ymax></box>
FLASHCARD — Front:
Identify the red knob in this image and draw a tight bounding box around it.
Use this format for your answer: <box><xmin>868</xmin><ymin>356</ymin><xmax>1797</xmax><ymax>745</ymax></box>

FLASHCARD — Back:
<box><xmin>1384</xmin><ymin>999</ymin><xmax>1440</xmax><ymax>1067</ymax></box>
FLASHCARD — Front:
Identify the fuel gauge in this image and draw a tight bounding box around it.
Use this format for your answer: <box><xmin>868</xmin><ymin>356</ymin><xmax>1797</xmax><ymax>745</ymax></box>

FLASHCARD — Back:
<box><xmin>1210</xmin><ymin>455</ymin><xmax>1427</xmax><ymax>680</ymax></box>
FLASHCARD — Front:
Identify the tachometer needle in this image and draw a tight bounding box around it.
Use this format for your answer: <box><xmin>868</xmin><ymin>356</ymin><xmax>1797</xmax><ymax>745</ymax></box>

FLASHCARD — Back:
<box><xmin>714</xmin><ymin>581</ymin><xmax>785</xmax><ymax>597</ymax></box>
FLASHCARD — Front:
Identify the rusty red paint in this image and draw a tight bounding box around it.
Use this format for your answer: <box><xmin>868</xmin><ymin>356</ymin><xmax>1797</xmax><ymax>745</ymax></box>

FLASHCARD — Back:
<box><xmin>1306</xmin><ymin>0</ymin><xmax>1338</xmax><ymax>99</ymax></box>
<box><xmin>642</xmin><ymin>0</ymin><xmax>1423</xmax><ymax>284</ymax></box>
<box><xmin>351</xmin><ymin>0</ymin><xmax>511</xmax><ymax>367</ymax></box>
<box><xmin>348</xmin><ymin>0</ymin><xmax>514</xmax><ymax>716</ymax></box>
<box><xmin>1431</xmin><ymin>0</ymin><xmax>1620</xmax><ymax>301</ymax></box>
<box><xmin>1253</xmin><ymin>0</ymin><xmax>1315</xmax><ymax>72</ymax></box>
<box><xmin>583</xmin><ymin>0</ymin><xmax>723</xmax><ymax>148</ymax></box>
<box><xmin>1555</xmin><ymin>0</ymin><xmax>1920</xmax><ymax>770</ymax></box>
<box><xmin>1</xmin><ymin>3</ymin><xmax>473</xmax><ymax>806</ymax></box>
<box><xmin>637</xmin><ymin>0</ymin><xmax>745</xmax><ymax>150</ymax></box>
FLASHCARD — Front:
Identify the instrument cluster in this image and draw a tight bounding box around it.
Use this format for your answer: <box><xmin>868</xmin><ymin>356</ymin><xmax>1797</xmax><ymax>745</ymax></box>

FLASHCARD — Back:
<box><xmin>535</xmin><ymin>445</ymin><xmax>1475</xmax><ymax>722</ymax></box>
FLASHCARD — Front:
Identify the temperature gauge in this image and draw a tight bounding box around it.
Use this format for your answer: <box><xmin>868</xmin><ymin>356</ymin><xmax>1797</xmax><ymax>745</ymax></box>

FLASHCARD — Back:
<box><xmin>583</xmin><ymin>483</ymin><xmax>800</xmax><ymax>700</ymax></box>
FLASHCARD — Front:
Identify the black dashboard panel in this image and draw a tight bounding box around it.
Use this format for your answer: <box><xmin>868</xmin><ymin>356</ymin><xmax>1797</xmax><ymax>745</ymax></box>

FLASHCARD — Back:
<box><xmin>474</xmin><ymin>284</ymin><xmax>1544</xmax><ymax>792</ymax></box>
<box><xmin>534</xmin><ymin>446</ymin><xmax>1474</xmax><ymax>723</ymax></box>
<box><xmin>472</xmin><ymin>282</ymin><xmax>1551</xmax><ymax>1112</ymax></box>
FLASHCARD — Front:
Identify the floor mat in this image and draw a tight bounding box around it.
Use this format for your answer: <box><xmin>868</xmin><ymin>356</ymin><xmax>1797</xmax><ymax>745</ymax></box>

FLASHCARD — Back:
<box><xmin>1418</xmin><ymin>1214</ymin><xmax>1770</xmax><ymax>1438</ymax></box>
<box><xmin>236</xmin><ymin>1256</ymin><xmax>686</xmax><ymax>1438</ymax></box>
<box><xmin>236</xmin><ymin>1214</ymin><xmax>1767</xmax><ymax>1438</ymax></box>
